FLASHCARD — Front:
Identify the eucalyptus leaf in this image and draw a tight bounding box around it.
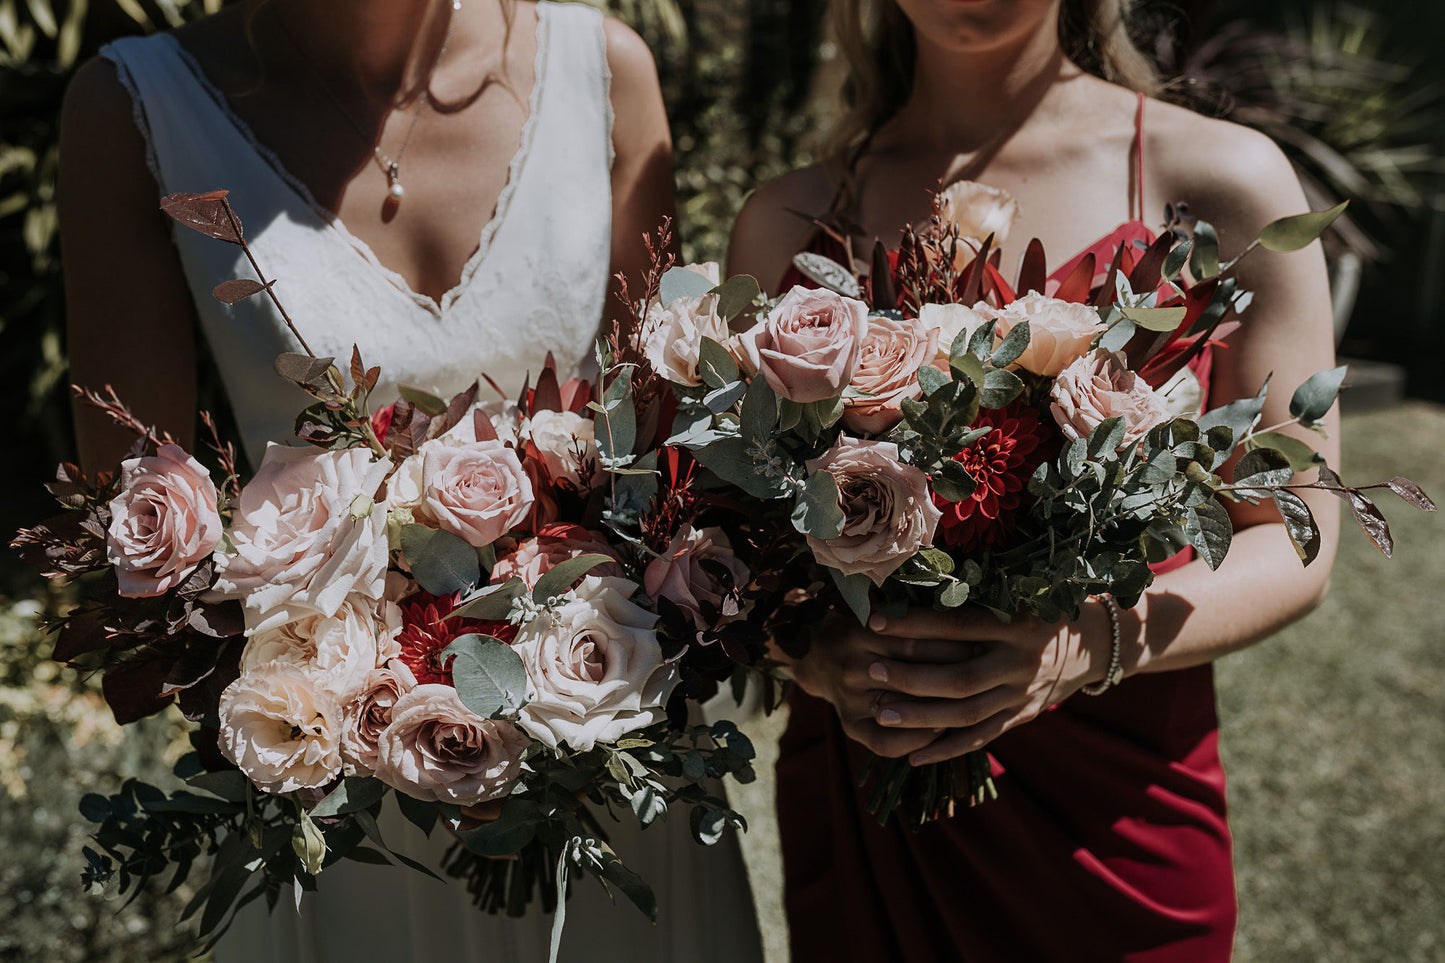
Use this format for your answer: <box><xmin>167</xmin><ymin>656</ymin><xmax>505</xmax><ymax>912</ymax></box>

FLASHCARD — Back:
<box><xmin>659</xmin><ymin>265</ymin><xmax>717</xmax><ymax>305</ymax></box>
<box><xmin>1184</xmin><ymin>498</ymin><xmax>1233</xmax><ymax>570</ymax></box>
<box><xmin>931</xmin><ymin>458</ymin><xmax>978</xmax><ymax>502</ymax></box>
<box><xmin>938</xmin><ymin>580</ymin><xmax>971</xmax><ymax>607</ymax></box>
<box><xmin>967</xmin><ymin>321</ymin><xmax>997</xmax><ymax>358</ymax></box>
<box><xmin>916</xmin><ymin>364</ymin><xmax>949</xmax><ymax>397</ymax></box>
<box><xmin>629</xmin><ymin>785</ymin><xmax>667</xmax><ymax>825</ymax></box>
<box><xmin>596</xmin><ymin>375</ymin><xmax>636</xmax><ymax>468</ymax></box>
<box><xmin>311</xmin><ymin>777</ymin><xmax>388</xmax><ymax>818</ymax></box>
<box><xmin>695</xmin><ymin>436</ymin><xmax>791</xmax><ymax>498</ymax></box>
<box><xmin>1119</xmin><ymin>306</ymin><xmax>1187</xmax><ymax>332</ymax></box>
<box><xmin>1197</xmin><ymin>380</ymin><xmax>1268</xmax><ymax>446</ymax></box>
<box><xmin>454</xmin><ymin>798</ymin><xmax>539</xmax><ymax>856</ymax></box>
<box><xmin>989</xmin><ymin>320</ymin><xmax>1030</xmax><ymax>367</ymax></box>
<box><xmin>399</xmin><ymin>524</ymin><xmax>481</xmax><ymax>596</ymax></box>
<box><xmin>1190</xmin><ymin>220</ymin><xmax>1220</xmax><ymax>280</ymax></box>
<box><xmin>739</xmin><ymin>376</ymin><xmax>778</xmax><ymax>444</ymax></box>
<box><xmin>792</xmin><ymin>470</ymin><xmax>844</xmax><ymax>538</ymax></box>
<box><xmin>442</xmin><ymin>634</ymin><xmax>529</xmax><ymax>718</ymax></box>
<box><xmin>532</xmin><ymin>553</ymin><xmax>616</xmax><ymax>602</ymax></box>
<box><xmin>714</xmin><ymin>274</ymin><xmax>762</xmax><ymax>320</ymax></box>
<box><xmin>1162</xmin><ymin>237</ymin><xmax>1192</xmax><ymax>280</ymax></box>
<box><xmin>790</xmin><ymin>252</ymin><xmax>861</xmax><ymax>299</ymax></box>
<box><xmin>449</xmin><ymin>577</ymin><xmax>526</xmax><ymax>621</ymax></box>
<box><xmin>691</xmin><ymin>808</ymin><xmax>729</xmax><ymax>846</ymax></box>
<box><xmin>1259</xmin><ymin>202</ymin><xmax>1348</xmax><ymax>252</ymax></box>
<box><xmin>1230</xmin><ymin>447</ymin><xmax>1294</xmax><ymax>499</ymax></box>
<box><xmin>980</xmin><ymin>368</ymin><xmax>1025</xmax><ymax>408</ymax></box>
<box><xmin>703</xmin><ymin>380</ymin><xmax>748</xmax><ymax>414</ymax></box>
<box><xmin>1246</xmin><ymin>431</ymin><xmax>1323</xmax><ymax>473</ymax></box>
<box><xmin>397</xmin><ymin>384</ymin><xmax>448</xmax><ymax>417</ymax></box>
<box><xmin>829</xmin><ymin>567</ymin><xmax>872</xmax><ymax>624</ymax></box>
<box><xmin>1087</xmin><ymin>416</ymin><xmax>1126</xmax><ymax>457</ymax></box>
<box><xmin>1288</xmin><ymin>366</ymin><xmax>1347</xmax><ymax>428</ymax></box>
<box><xmin>698</xmin><ymin>337</ymin><xmax>739</xmax><ymax>389</ymax></box>
<box><xmin>1097</xmin><ymin>318</ymin><xmax>1136</xmax><ymax>353</ymax></box>
<box><xmin>950</xmin><ymin>348</ymin><xmax>986</xmax><ymax>387</ymax></box>
<box><xmin>1272</xmin><ymin>489</ymin><xmax>1321</xmax><ymax>564</ymax></box>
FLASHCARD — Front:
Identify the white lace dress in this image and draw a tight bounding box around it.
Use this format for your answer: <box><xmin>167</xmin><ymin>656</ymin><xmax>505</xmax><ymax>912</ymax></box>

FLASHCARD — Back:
<box><xmin>99</xmin><ymin>5</ymin><xmax>762</xmax><ymax>961</ymax></box>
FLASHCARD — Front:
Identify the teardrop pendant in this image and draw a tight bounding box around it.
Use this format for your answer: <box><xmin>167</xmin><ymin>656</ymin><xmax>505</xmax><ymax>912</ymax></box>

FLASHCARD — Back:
<box><xmin>388</xmin><ymin>180</ymin><xmax>406</xmax><ymax>202</ymax></box>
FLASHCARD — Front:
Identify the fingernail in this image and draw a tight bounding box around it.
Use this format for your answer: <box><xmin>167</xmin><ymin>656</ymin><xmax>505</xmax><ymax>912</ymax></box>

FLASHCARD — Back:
<box><xmin>868</xmin><ymin>662</ymin><xmax>888</xmax><ymax>682</ymax></box>
<box><xmin>910</xmin><ymin>753</ymin><xmax>932</xmax><ymax>766</ymax></box>
<box><xmin>868</xmin><ymin>613</ymin><xmax>887</xmax><ymax>632</ymax></box>
<box><xmin>878</xmin><ymin>708</ymin><xmax>901</xmax><ymax>725</ymax></box>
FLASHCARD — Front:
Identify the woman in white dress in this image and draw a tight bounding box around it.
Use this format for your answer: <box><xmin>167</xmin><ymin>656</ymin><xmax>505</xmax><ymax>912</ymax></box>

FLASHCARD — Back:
<box><xmin>58</xmin><ymin>1</ymin><xmax>763</xmax><ymax>959</ymax></box>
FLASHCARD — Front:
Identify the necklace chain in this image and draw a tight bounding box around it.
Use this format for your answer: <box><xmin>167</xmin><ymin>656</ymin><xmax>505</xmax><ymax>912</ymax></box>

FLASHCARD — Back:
<box><xmin>283</xmin><ymin>0</ymin><xmax>462</xmax><ymax>204</ymax></box>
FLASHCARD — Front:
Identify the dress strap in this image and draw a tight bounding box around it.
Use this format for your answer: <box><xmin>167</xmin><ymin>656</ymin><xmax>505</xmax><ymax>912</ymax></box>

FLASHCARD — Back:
<box><xmin>1133</xmin><ymin>90</ymin><xmax>1147</xmax><ymax>221</ymax></box>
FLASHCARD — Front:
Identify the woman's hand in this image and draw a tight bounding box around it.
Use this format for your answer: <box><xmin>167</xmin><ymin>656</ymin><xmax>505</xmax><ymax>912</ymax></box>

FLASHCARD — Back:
<box><xmin>863</xmin><ymin>604</ymin><xmax>1115</xmax><ymax>765</ymax></box>
<box><xmin>785</xmin><ymin>610</ymin><xmax>988</xmax><ymax>760</ymax></box>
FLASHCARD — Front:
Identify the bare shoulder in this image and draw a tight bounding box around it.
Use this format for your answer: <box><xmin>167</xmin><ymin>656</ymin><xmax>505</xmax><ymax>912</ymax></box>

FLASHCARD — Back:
<box><xmin>728</xmin><ymin>165</ymin><xmax>836</xmax><ymax>292</ymax></box>
<box><xmin>600</xmin><ymin>14</ymin><xmax>660</xmax><ymax>94</ymax></box>
<box><xmin>1144</xmin><ymin>99</ymin><xmax>1308</xmax><ymax>247</ymax></box>
<box><xmin>61</xmin><ymin>54</ymin><xmax>156</xmax><ymax>191</ymax></box>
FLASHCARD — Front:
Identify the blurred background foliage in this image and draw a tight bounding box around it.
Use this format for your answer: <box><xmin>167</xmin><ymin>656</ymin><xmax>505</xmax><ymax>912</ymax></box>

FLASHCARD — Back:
<box><xmin>1</xmin><ymin>0</ymin><xmax>1443</xmax><ymax>959</ymax></box>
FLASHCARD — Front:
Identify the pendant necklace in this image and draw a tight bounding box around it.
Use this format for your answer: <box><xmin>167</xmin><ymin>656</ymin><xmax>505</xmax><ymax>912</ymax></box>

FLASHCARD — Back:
<box><xmin>285</xmin><ymin>0</ymin><xmax>462</xmax><ymax>206</ymax></box>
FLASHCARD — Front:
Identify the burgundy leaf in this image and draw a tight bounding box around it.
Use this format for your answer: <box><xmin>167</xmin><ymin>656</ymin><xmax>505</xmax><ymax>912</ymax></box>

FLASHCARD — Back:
<box><xmin>533</xmin><ymin>364</ymin><xmax>563</xmax><ymax>414</ymax></box>
<box><xmin>1015</xmin><ymin>238</ymin><xmax>1046</xmax><ymax>297</ymax></box>
<box><xmin>1127</xmin><ymin>231</ymin><xmax>1175</xmax><ymax>295</ymax></box>
<box><xmin>870</xmin><ymin>239</ymin><xmax>898</xmax><ymax>310</ymax></box>
<box><xmin>274</xmin><ymin>352</ymin><xmax>335</xmax><ymax>386</ymax></box>
<box><xmin>1320</xmin><ymin>466</ymin><xmax>1394</xmax><ymax>557</ymax></box>
<box><xmin>1096</xmin><ymin>245</ymin><xmax>1127</xmax><ymax>306</ymax></box>
<box><xmin>473</xmin><ymin>405</ymin><xmax>498</xmax><ymax>443</ymax></box>
<box><xmin>957</xmin><ymin>234</ymin><xmax>993</xmax><ymax>306</ymax></box>
<box><xmin>430</xmin><ymin>381</ymin><xmax>479</xmax><ymax>439</ymax></box>
<box><xmin>101</xmin><ymin>653</ymin><xmax>176</xmax><ymax>724</ymax></box>
<box><xmin>186</xmin><ymin>599</ymin><xmax>245</xmax><ymax>639</ymax></box>
<box><xmin>159</xmin><ymin>191</ymin><xmax>243</xmax><ymax>245</ymax></box>
<box><xmin>212</xmin><ymin>278</ymin><xmax>269</xmax><ymax>304</ymax></box>
<box><xmin>349</xmin><ymin>345</ymin><xmax>367</xmax><ymax>391</ymax></box>
<box><xmin>1388</xmin><ymin>476</ymin><xmax>1437</xmax><ymax>512</ymax></box>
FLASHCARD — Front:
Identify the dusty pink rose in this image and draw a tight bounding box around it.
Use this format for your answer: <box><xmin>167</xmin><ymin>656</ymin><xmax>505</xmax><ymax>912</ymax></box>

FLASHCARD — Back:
<box><xmin>1050</xmin><ymin>348</ymin><xmax>1172</xmax><ymax>450</ymax></box>
<box><xmin>975</xmin><ymin>292</ymin><xmax>1105</xmax><ymax>377</ymax></box>
<box><xmin>218</xmin><ymin>662</ymin><xmax>344</xmax><ymax>794</ymax></box>
<box><xmin>842</xmin><ymin>314</ymin><xmax>940</xmax><ymax>433</ymax></box>
<box><xmin>513</xmin><ymin>576</ymin><xmax>677</xmax><ymax>751</ymax></box>
<box><xmin>938</xmin><ymin>180</ymin><xmax>1020</xmax><ymax>251</ymax></box>
<box><xmin>420</xmin><ymin>440</ymin><xmax>534</xmax><ymax>548</ymax></box>
<box><xmin>527</xmin><ymin>409</ymin><xmax>599</xmax><ymax>489</ymax></box>
<box><xmin>737</xmin><ymin>286</ymin><xmax>869</xmax><ymax>403</ymax></box>
<box><xmin>105</xmin><ymin>443</ymin><xmax>222</xmax><ymax>598</ymax></box>
<box><xmin>340</xmin><ymin>662</ymin><xmax>418</xmax><ymax>775</ymax></box>
<box><xmin>643</xmin><ymin>525</ymin><xmax>750</xmax><ymax>625</ymax></box>
<box><xmin>490</xmin><ymin>524</ymin><xmax>623</xmax><ymax>588</ymax></box>
<box><xmin>373</xmin><ymin>684</ymin><xmax>527</xmax><ymax>806</ymax></box>
<box><xmin>211</xmin><ymin>445</ymin><xmax>390</xmax><ymax>634</ymax></box>
<box><xmin>806</xmin><ymin>437</ymin><xmax>942</xmax><ymax>586</ymax></box>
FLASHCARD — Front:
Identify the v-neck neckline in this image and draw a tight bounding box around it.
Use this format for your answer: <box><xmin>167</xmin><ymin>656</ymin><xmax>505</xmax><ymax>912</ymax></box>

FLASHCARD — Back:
<box><xmin>163</xmin><ymin>4</ymin><xmax>553</xmax><ymax>320</ymax></box>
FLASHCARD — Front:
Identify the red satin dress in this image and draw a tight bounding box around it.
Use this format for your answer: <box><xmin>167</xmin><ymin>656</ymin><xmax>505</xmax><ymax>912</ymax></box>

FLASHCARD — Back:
<box><xmin>774</xmin><ymin>97</ymin><xmax>1237</xmax><ymax>962</ymax></box>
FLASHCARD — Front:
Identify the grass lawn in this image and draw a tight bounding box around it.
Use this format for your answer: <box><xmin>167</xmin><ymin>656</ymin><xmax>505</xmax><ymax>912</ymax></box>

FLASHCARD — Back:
<box><xmin>2</xmin><ymin>403</ymin><xmax>1442</xmax><ymax>961</ymax></box>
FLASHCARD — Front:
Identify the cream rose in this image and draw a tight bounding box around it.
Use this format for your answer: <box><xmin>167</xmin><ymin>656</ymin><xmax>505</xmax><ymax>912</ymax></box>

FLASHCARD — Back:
<box><xmin>105</xmin><ymin>443</ymin><xmax>223</xmax><ymax>598</ymax></box>
<box><xmin>919</xmin><ymin>303</ymin><xmax>991</xmax><ymax>362</ymax></box>
<box><xmin>807</xmin><ymin>437</ymin><xmax>942</xmax><ymax>586</ymax></box>
<box><xmin>1050</xmin><ymin>349</ymin><xmax>1172</xmax><ymax>450</ymax></box>
<box><xmin>737</xmin><ymin>286</ymin><xmax>869</xmax><ymax>403</ymax></box>
<box><xmin>938</xmin><ymin>180</ymin><xmax>1020</xmax><ymax>251</ymax></box>
<box><xmin>842</xmin><ymin>314</ymin><xmax>940</xmax><ymax>434</ymax></box>
<box><xmin>641</xmin><ymin>292</ymin><xmax>731</xmax><ymax>387</ymax></box>
<box><xmin>643</xmin><ymin>525</ymin><xmax>750</xmax><ymax>625</ymax></box>
<box><xmin>490</xmin><ymin>525</ymin><xmax>623</xmax><ymax>588</ymax></box>
<box><xmin>340</xmin><ymin>662</ymin><xmax>418</xmax><ymax>775</ymax></box>
<box><xmin>420</xmin><ymin>440</ymin><xmax>534</xmax><ymax>548</ymax></box>
<box><xmin>218</xmin><ymin>661</ymin><xmax>344</xmax><ymax>794</ymax></box>
<box><xmin>527</xmin><ymin>409</ymin><xmax>599</xmax><ymax>489</ymax></box>
<box><xmin>239</xmin><ymin>595</ymin><xmax>401</xmax><ymax>703</ymax></box>
<box><xmin>512</xmin><ymin>576</ymin><xmax>677</xmax><ymax>751</ymax></box>
<box><xmin>211</xmin><ymin>445</ymin><xmax>390</xmax><ymax>634</ymax></box>
<box><xmin>373</xmin><ymin>684</ymin><xmax>528</xmax><ymax>806</ymax></box>
<box><xmin>975</xmin><ymin>292</ymin><xmax>1105</xmax><ymax>377</ymax></box>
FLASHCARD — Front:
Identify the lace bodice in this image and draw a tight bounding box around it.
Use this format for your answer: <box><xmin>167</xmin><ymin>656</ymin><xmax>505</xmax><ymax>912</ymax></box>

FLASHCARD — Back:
<box><xmin>101</xmin><ymin>1</ymin><xmax>614</xmax><ymax>467</ymax></box>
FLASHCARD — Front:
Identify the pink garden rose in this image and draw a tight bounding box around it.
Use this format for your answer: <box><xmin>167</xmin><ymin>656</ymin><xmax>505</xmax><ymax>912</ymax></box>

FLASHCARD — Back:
<box><xmin>975</xmin><ymin>292</ymin><xmax>1105</xmax><ymax>377</ymax></box>
<box><xmin>340</xmin><ymin>662</ymin><xmax>418</xmax><ymax>775</ymax></box>
<box><xmin>211</xmin><ymin>445</ymin><xmax>390</xmax><ymax>634</ymax></box>
<box><xmin>737</xmin><ymin>286</ymin><xmax>869</xmax><ymax>403</ymax></box>
<box><xmin>490</xmin><ymin>524</ymin><xmax>623</xmax><ymax>588</ymax></box>
<box><xmin>526</xmin><ymin>409</ymin><xmax>599</xmax><ymax>489</ymax></box>
<box><xmin>938</xmin><ymin>180</ymin><xmax>1020</xmax><ymax>252</ymax></box>
<box><xmin>1050</xmin><ymin>349</ymin><xmax>1172</xmax><ymax>450</ymax></box>
<box><xmin>420</xmin><ymin>440</ymin><xmax>534</xmax><ymax>548</ymax></box>
<box><xmin>512</xmin><ymin>576</ymin><xmax>677</xmax><ymax>751</ymax></box>
<box><xmin>218</xmin><ymin>661</ymin><xmax>344</xmax><ymax>794</ymax></box>
<box><xmin>842</xmin><ymin>314</ymin><xmax>940</xmax><ymax>433</ymax></box>
<box><xmin>643</xmin><ymin>525</ymin><xmax>750</xmax><ymax>625</ymax></box>
<box><xmin>105</xmin><ymin>443</ymin><xmax>222</xmax><ymax>598</ymax></box>
<box><xmin>373</xmin><ymin>684</ymin><xmax>528</xmax><ymax>806</ymax></box>
<box><xmin>239</xmin><ymin>595</ymin><xmax>401</xmax><ymax>703</ymax></box>
<box><xmin>806</xmin><ymin>437</ymin><xmax>942</xmax><ymax>586</ymax></box>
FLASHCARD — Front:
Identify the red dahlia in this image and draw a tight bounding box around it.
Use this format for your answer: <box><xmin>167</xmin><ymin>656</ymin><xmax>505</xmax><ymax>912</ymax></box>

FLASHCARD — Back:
<box><xmin>395</xmin><ymin>591</ymin><xmax>518</xmax><ymax>686</ymax></box>
<box><xmin>933</xmin><ymin>401</ymin><xmax>1059</xmax><ymax>553</ymax></box>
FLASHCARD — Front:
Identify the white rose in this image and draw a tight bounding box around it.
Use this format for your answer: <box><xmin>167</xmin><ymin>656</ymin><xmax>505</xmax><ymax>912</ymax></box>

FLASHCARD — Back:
<box><xmin>211</xmin><ymin>445</ymin><xmax>391</xmax><ymax>634</ymax></box>
<box><xmin>513</xmin><ymin>576</ymin><xmax>678</xmax><ymax>751</ymax></box>
<box><xmin>641</xmin><ymin>293</ymin><xmax>731</xmax><ymax>387</ymax></box>
<box><xmin>919</xmin><ymin>303</ymin><xmax>991</xmax><ymax>361</ymax></box>
<box><xmin>527</xmin><ymin>409</ymin><xmax>599</xmax><ymax>489</ymax></box>
<box><xmin>239</xmin><ymin>595</ymin><xmax>401</xmax><ymax>703</ymax></box>
<box><xmin>974</xmin><ymin>292</ymin><xmax>1106</xmax><ymax>377</ymax></box>
<box><xmin>938</xmin><ymin>180</ymin><xmax>1020</xmax><ymax>250</ymax></box>
<box><xmin>373</xmin><ymin>683</ymin><xmax>528</xmax><ymax>806</ymax></box>
<box><xmin>218</xmin><ymin>662</ymin><xmax>344</xmax><ymax>794</ymax></box>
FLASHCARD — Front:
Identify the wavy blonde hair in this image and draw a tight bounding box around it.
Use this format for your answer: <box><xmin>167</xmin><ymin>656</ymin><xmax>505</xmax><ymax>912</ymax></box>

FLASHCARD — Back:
<box><xmin>826</xmin><ymin>0</ymin><xmax>1160</xmax><ymax>176</ymax></box>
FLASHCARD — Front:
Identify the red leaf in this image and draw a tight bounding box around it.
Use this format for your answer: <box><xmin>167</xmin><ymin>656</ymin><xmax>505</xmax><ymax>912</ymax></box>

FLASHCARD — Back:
<box><xmin>211</xmin><ymin>278</ymin><xmax>269</xmax><ymax>304</ymax></box>
<box><xmin>1127</xmin><ymin>232</ymin><xmax>1175</xmax><ymax>295</ymax></box>
<box><xmin>1015</xmin><ymin>238</ymin><xmax>1046</xmax><ymax>297</ymax></box>
<box><xmin>533</xmin><ymin>364</ymin><xmax>563</xmax><ymax>413</ymax></box>
<box><xmin>159</xmin><ymin>191</ymin><xmax>242</xmax><ymax>245</ymax></box>
<box><xmin>958</xmin><ymin>234</ymin><xmax>993</xmax><ymax>306</ymax></box>
<box><xmin>1096</xmin><ymin>245</ymin><xmax>1128</xmax><ymax>306</ymax></box>
<box><xmin>1388</xmin><ymin>476</ymin><xmax>1437</xmax><ymax>512</ymax></box>
<box><xmin>1053</xmin><ymin>253</ymin><xmax>1095</xmax><ymax>303</ymax></box>
<box><xmin>101</xmin><ymin>654</ymin><xmax>175</xmax><ymax>725</ymax></box>
<box><xmin>472</xmin><ymin>405</ymin><xmax>498</xmax><ymax>442</ymax></box>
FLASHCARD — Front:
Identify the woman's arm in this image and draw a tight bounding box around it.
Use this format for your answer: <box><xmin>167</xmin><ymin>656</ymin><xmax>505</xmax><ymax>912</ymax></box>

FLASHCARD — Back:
<box><xmin>60</xmin><ymin>56</ymin><xmax>200</xmax><ymax>473</ymax></box>
<box><xmin>603</xmin><ymin>18</ymin><xmax>675</xmax><ymax>326</ymax></box>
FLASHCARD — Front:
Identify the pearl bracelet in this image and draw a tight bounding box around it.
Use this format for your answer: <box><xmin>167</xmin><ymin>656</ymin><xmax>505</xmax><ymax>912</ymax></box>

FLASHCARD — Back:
<box><xmin>1080</xmin><ymin>594</ymin><xmax>1123</xmax><ymax>696</ymax></box>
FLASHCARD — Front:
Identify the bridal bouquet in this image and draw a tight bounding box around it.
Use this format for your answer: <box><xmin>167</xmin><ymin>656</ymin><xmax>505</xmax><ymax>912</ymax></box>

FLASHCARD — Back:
<box><xmin>642</xmin><ymin>182</ymin><xmax>1436</xmax><ymax>826</ymax></box>
<box><xmin>10</xmin><ymin>193</ymin><xmax>765</xmax><ymax>952</ymax></box>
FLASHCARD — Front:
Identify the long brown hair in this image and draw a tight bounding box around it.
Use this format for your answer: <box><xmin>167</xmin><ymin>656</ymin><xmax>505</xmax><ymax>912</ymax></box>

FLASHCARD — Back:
<box><xmin>825</xmin><ymin>0</ymin><xmax>1161</xmax><ymax>175</ymax></box>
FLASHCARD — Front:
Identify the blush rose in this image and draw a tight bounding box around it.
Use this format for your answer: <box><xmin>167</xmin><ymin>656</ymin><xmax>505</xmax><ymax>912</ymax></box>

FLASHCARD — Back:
<box><xmin>339</xmin><ymin>662</ymin><xmax>418</xmax><ymax>776</ymax></box>
<box><xmin>105</xmin><ymin>443</ymin><xmax>223</xmax><ymax>598</ymax></box>
<box><xmin>643</xmin><ymin>525</ymin><xmax>750</xmax><ymax>625</ymax></box>
<box><xmin>737</xmin><ymin>286</ymin><xmax>869</xmax><ymax>403</ymax></box>
<box><xmin>218</xmin><ymin>661</ymin><xmax>345</xmax><ymax>794</ymax></box>
<box><xmin>1049</xmin><ymin>349</ymin><xmax>1172</xmax><ymax>450</ymax></box>
<box><xmin>420</xmin><ymin>440</ymin><xmax>534</xmax><ymax>548</ymax></box>
<box><xmin>842</xmin><ymin>314</ymin><xmax>940</xmax><ymax>433</ymax></box>
<box><xmin>975</xmin><ymin>292</ymin><xmax>1105</xmax><ymax>377</ymax></box>
<box><xmin>373</xmin><ymin>684</ymin><xmax>528</xmax><ymax>806</ymax></box>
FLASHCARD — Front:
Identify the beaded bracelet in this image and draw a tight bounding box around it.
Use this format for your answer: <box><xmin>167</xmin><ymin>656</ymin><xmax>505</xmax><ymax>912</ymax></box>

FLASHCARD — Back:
<box><xmin>1080</xmin><ymin>594</ymin><xmax>1123</xmax><ymax>696</ymax></box>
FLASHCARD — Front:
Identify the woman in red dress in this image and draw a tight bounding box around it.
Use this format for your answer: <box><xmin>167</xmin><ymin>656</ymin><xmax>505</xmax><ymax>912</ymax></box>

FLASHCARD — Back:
<box><xmin>728</xmin><ymin>1</ymin><xmax>1338</xmax><ymax>960</ymax></box>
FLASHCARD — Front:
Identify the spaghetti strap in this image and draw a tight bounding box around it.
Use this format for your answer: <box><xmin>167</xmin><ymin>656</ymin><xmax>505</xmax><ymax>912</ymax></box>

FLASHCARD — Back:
<box><xmin>1134</xmin><ymin>90</ymin><xmax>1147</xmax><ymax>221</ymax></box>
